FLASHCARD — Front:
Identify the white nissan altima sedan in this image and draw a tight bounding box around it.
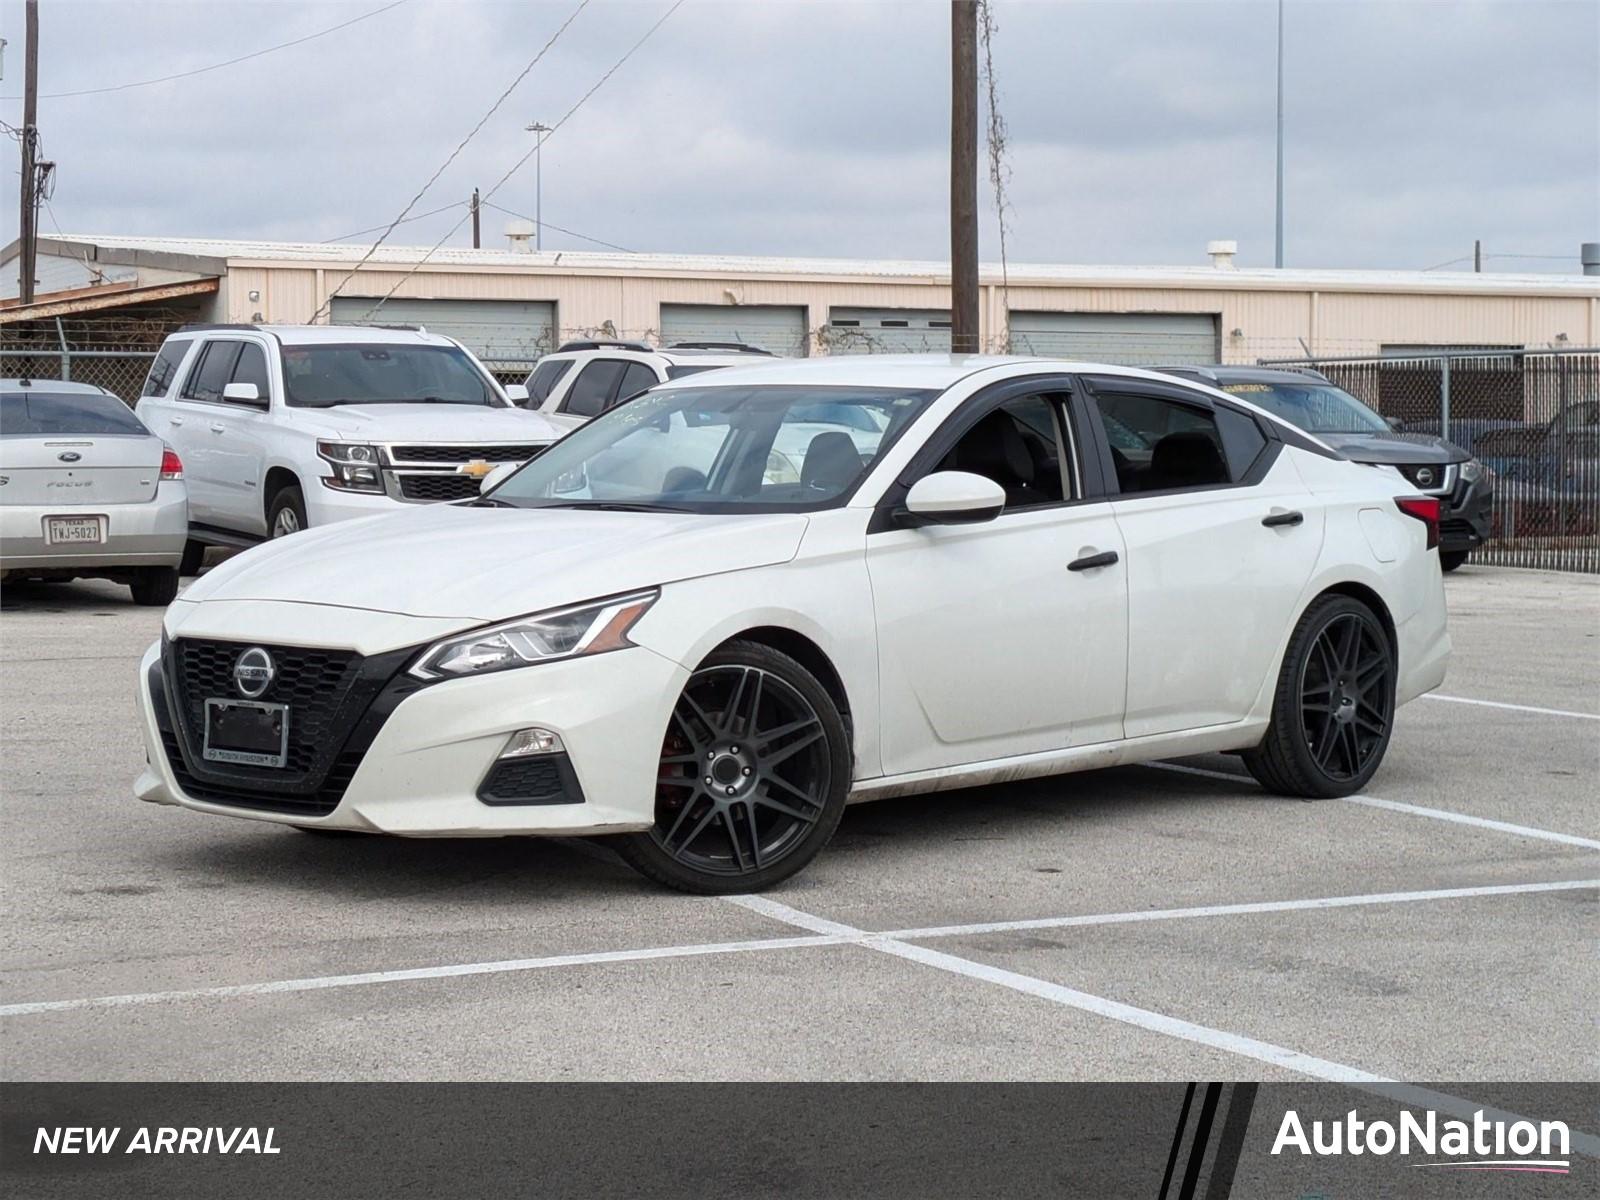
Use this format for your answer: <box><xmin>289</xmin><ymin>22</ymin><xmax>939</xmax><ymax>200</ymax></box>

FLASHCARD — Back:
<box><xmin>134</xmin><ymin>356</ymin><xmax>1450</xmax><ymax>893</ymax></box>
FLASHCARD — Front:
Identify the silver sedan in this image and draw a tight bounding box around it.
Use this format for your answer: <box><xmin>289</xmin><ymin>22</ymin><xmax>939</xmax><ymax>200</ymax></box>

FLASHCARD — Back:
<box><xmin>1</xmin><ymin>379</ymin><xmax>189</xmax><ymax>605</ymax></box>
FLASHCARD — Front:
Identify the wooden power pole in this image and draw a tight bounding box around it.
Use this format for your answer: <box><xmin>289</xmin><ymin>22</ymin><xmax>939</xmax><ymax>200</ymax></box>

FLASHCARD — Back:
<box><xmin>18</xmin><ymin>0</ymin><xmax>40</xmax><ymax>305</ymax></box>
<box><xmin>471</xmin><ymin>188</ymin><xmax>482</xmax><ymax>249</ymax></box>
<box><xmin>950</xmin><ymin>0</ymin><xmax>979</xmax><ymax>354</ymax></box>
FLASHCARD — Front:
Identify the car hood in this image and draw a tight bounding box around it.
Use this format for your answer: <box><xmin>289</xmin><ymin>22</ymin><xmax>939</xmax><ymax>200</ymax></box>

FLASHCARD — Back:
<box><xmin>180</xmin><ymin>503</ymin><xmax>809</xmax><ymax>621</ymax></box>
<box><xmin>1315</xmin><ymin>431</ymin><xmax>1470</xmax><ymax>465</ymax></box>
<box><xmin>296</xmin><ymin>403</ymin><xmax>563</xmax><ymax>445</ymax></box>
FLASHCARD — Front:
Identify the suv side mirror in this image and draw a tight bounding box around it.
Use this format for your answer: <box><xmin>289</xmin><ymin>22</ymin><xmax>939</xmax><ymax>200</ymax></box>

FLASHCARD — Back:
<box><xmin>222</xmin><ymin>382</ymin><xmax>267</xmax><ymax>407</ymax></box>
<box><xmin>1387</xmin><ymin>416</ymin><xmax>1405</xmax><ymax>432</ymax></box>
<box><xmin>503</xmin><ymin>383</ymin><xmax>531</xmax><ymax>404</ymax></box>
<box><xmin>898</xmin><ymin>471</ymin><xmax>1006</xmax><ymax>527</ymax></box>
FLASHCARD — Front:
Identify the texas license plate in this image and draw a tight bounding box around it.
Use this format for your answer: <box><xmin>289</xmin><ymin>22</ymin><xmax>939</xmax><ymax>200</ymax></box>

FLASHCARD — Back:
<box><xmin>203</xmin><ymin>699</ymin><xmax>290</xmax><ymax>768</ymax></box>
<box><xmin>45</xmin><ymin>516</ymin><xmax>104</xmax><ymax>544</ymax></box>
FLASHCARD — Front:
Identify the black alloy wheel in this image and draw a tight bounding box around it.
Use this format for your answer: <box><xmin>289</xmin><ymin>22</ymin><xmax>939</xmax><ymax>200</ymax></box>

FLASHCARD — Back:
<box><xmin>613</xmin><ymin>641</ymin><xmax>850</xmax><ymax>894</ymax></box>
<box><xmin>1244</xmin><ymin>595</ymin><xmax>1396</xmax><ymax>798</ymax></box>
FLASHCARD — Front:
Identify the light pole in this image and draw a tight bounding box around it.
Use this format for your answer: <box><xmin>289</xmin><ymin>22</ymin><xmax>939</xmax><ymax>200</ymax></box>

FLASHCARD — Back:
<box><xmin>525</xmin><ymin>121</ymin><xmax>552</xmax><ymax>251</ymax></box>
<box><xmin>1274</xmin><ymin>0</ymin><xmax>1284</xmax><ymax>269</ymax></box>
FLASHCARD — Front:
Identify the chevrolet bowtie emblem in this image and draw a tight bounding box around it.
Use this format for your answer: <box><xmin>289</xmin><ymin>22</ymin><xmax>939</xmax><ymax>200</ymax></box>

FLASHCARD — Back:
<box><xmin>457</xmin><ymin>459</ymin><xmax>498</xmax><ymax>478</ymax></box>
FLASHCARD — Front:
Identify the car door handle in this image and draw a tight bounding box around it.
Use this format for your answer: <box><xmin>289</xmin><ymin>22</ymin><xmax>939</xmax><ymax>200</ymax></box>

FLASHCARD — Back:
<box><xmin>169</xmin><ymin>416</ymin><xmax>184</xmax><ymax>426</ymax></box>
<box><xmin>210</xmin><ymin>422</ymin><xmax>227</xmax><ymax>433</ymax></box>
<box><xmin>1261</xmin><ymin>510</ymin><xmax>1304</xmax><ymax>528</ymax></box>
<box><xmin>1067</xmin><ymin>550</ymin><xmax>1119</xmax><ymax>572</ymax></box>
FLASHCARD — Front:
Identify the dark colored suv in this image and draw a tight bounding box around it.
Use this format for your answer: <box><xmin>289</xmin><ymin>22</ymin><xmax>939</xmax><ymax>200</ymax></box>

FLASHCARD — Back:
<box><xmin>1155</xmin><ymin>366</ymin><xmax>1493</xmax><ymax>571</ymax></box>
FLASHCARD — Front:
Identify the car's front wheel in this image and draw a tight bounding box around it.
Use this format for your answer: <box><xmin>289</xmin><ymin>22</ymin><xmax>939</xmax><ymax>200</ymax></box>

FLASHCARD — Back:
<box><xmin>613</xmin><ymin>641</ymin><xmax>850</xmax><ymax>894</ymax></box>
<box><xmin>268</xmin><ymin>484</ymin><xmax>307</xmax><ymax>538</ymax></box>
<box><xmin>1242</xmin><ymin>594</ymin><xmax>1396</xmax><ymax>798</ymax></box>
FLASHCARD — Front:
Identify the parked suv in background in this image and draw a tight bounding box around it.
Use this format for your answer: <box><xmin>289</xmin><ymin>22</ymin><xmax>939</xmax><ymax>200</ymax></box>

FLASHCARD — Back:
<box><xmin>136</xmin><ymin>325</ymin><xmax>561</xmax><ymax>570</ymax></box>
<box><xmin>1</xmin><ymin>378</ymin><xmax>188</xmax><ymax>604</ymax></box>
<box><xmin>525</xmin><ymin>340</ymin><xmax>779</xmax><ymax>432</ymax></box>
<box><xmin>1156</xmin><ymin>366</ymin><xmax>1494</xmax><ymax>571</ymax></box>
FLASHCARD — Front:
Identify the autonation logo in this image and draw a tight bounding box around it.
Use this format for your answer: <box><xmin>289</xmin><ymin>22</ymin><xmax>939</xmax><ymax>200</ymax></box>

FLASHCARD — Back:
<box><xmin>1272</xmin><ymin>1108</ymin><xmax>1571</xmax><ymax>1175</ymax></box>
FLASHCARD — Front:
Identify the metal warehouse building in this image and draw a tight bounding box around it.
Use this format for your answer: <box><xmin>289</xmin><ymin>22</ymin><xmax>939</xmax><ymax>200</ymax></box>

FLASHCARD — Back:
<box><xmin>3</xmin><ymin>234</ymin><xmax>1596</xmax><ymax>395</ymax></box>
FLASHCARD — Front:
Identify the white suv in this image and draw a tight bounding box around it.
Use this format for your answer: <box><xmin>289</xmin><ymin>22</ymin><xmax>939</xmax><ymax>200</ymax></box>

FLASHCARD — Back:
<box><xmin>136</xmin><ymin>325</ymin><xmax>561</xmax><ymax>567</ymax></box>
<box><xmin>524</xmin><ymin>341</ymin><xmax>778</xmax><ymax>431</ymax></box>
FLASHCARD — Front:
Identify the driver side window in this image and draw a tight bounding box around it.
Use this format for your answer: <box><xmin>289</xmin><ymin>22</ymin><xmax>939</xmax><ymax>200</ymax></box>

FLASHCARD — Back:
<box><xmin>934</xmin><ymin>395</ymin><xmax>1072</xmax><ymax>510</ymax></box>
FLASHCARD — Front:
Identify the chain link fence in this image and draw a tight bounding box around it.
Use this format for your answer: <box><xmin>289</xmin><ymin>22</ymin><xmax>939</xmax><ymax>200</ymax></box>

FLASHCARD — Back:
<box><xmin>0</xmin><ymin>313</ymin><xmax>189</xmax><ymax>404</ymax></box>
<box><xmin>1260</xmin><ymin>349</ymin><xmax>1599</xmax><ymax>573</ymax></box>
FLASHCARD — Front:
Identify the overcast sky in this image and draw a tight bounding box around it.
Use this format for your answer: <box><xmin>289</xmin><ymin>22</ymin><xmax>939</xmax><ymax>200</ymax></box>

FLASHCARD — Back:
<box><xmin>2</xmin><ymin>0</ymin><xmax>1595</xmax><ymax>273</ymax></box>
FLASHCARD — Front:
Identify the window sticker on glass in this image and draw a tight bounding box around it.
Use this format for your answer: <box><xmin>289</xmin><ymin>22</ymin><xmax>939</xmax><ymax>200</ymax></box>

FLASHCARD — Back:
<box><xmin>1222</xmin><ymin>383</ymin><xmax>1272</xmax><ymax>394</ymax></box>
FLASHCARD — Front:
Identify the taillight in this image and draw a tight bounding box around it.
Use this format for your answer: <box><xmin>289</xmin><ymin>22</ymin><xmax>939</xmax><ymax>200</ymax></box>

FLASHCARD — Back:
<box><xmin>160</xmin><ymin>447</ymin><xmax>183</xmax><ymax>481</ymax></box>
<box><xmin>1395</xmin><ymin>496</ymin><xmax>1440</xmax><ymax>550</ymax></box>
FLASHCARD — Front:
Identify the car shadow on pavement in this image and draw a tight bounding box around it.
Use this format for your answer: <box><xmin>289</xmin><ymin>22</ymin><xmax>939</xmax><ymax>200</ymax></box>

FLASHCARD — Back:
<box><xmin>0</xmin><ymin>579</ymin><xmax>137</xmax><ymax>612</ymax></box>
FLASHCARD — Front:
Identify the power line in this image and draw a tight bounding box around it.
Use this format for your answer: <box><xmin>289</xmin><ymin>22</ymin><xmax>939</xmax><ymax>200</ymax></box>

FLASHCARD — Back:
<box><xmin>352</xmin><ymin>0</ymin><xmax>685</xmax><ymax>322</ymax></box>
<box><xmin>479</xmin><ymin>201</ymin><xmax>633</xmax><ymax>252</ymax></box>
<box><xmin>1</xmin><ymin>1</ymin><xmax>410</xmax><ymax>101</ymax></box>
<box><xmin>311</xmin><ymin>0</ymin><xmax>593</xmax><ymax>322</ymax></box>
<box><xmin>320</xmin><ymin>201</ymin><xmax>468</xmax><ymax>244</ymax></box>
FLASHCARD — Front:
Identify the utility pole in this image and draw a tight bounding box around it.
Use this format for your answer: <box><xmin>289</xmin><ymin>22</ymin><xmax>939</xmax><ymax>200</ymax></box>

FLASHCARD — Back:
<box><xmin>1274</xmin><ymin>0</ymin><xmax>1284</xmax><ymax>269</ymax></box>
<box><xmin>525</xmin><ymin>121</ymin><xmax>551</xmax><ymax>251</ymax></box>
<box><xmin>471</xmin><ymin>188</ymin><xmax>481</xmax><ymax>249</ymax></box>
<box><xmin>1473</xmin><ymin>239</ymin><xmax>1482</xmax><ymax>273</ymax></box>
<box><xmin>18</xmin><ymin>0</ymin><xmax>40</xmax><ymax>305</ymax></box>
<box><xmin>950</xmin><ymin>0</ymin><xmax>979</xmax><ymax>354</ymax></box>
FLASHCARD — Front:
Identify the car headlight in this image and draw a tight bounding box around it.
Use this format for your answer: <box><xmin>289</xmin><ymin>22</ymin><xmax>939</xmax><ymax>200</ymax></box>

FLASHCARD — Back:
<box><xmin>317</xmin><ymin>441</ymin><xmax>384</xmax><ymax>493</ymax></box>
<box><xmin>408</xmin><ymin>590</ymin><xmax>658</xmax><ymax>681</ymax></box>
<box><xmin>1459</xmin><ymin>458</ymin><xmax>1494</xmax><ymax>488</ymax></box>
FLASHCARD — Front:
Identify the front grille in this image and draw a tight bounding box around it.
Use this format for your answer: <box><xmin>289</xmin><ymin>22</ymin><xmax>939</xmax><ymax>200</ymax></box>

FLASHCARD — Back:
<box><xmin>398</xmin><ymin>473</ymin><xmax>480</xmax><ymax>502</ymax></box>
<box><xmin>157</xmin><ymin>639</ymin><xmax>418</xmax><ymax>818</ymax></box>
<box><xmin>389</xmin><ymin>444</ymin><xmax>544</xmax><ymax>464</ymax></box>
<box><xmin>1394</xmin><ymin>462</ymin><xmax>1453</xmax><ymax>493</ymax></box>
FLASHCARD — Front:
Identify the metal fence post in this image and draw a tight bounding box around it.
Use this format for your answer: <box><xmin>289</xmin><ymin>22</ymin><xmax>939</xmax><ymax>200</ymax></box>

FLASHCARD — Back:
<box><xmin>1439</xmin><ymin>353</ymin><xmax>1450</xmax><ymax>443</ymax></box>
<box><xmin>55</xmin><ymin>316</ymin><xmax>71</xmax><ymax>381</ymax></box>
<box><xmin>1556</xmin><ymin>355</ymin><xmax>1569</xmax><ymax>544</ymax></box>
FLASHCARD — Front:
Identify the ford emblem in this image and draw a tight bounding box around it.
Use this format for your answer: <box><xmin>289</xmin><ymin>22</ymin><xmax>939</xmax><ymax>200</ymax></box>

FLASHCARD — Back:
<box><xmin>234</xmin><ymin>647</ymin><xmax>277</xmax><ymax>699</ymax></box>
<box><xmin>57</xmin><ymin>451</ymin><xmax>82</xmax><ymax>463</ymax></box>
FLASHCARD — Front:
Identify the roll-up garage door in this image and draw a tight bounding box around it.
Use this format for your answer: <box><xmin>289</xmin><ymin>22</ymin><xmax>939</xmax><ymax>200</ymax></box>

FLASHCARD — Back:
<box><xmin>825</xmin><ymin>307</ymin><xmax>952</xmax><ymax>355</ymax></box>
<box><xmin>330</xmin><ymin>298</ymin><xmax>557</xmax><ymax>367</ymax></box>
<box><xmin>659</xmin><ymin>304</ymin><xmax>808</xmax><ymax>357</ymax></box>
<box><xmin>1006</xmin><ymin>312</ymin><xmax>1219</xmax><ymax>366</ymax></box>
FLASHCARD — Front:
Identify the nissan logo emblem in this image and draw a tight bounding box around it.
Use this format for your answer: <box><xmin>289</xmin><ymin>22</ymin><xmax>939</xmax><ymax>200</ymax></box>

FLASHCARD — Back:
<box><xmin>233</xmin><ymin>648</ymin><xmax>277</xmax><ymax>699</ymax></box>
<box><xmin>1415</xmin><ymin>467</ymin><xmax>1435</xmax><ymax>486</ymax></box>
<box><xmin>57</xmin><ymin>451</ymin><xmax>82</xmax><ymax>463</ymax></box>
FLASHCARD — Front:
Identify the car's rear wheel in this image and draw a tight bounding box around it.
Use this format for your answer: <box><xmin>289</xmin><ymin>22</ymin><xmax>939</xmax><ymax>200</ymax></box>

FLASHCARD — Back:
<box><xmin>613</xmin><ymin>641</ymin><xmax>850</xmax><ymax>894</ymax></box>
<box><xmin>129</xmin><ymin>567</ymin><xmax>180</xmax><ymax>607</ymax></box>
<box><xmin>1439</xmin><ymin>550</ymin><xmax>1469</xmax><ymax>572</ymax></box>
<box><xmin>268</xmin><ymin>484</ymin><xmax>307</xmax><ymax>538</ymax></box>
<box><xmin>1243</xmin><ymin>594</ymin><xmax>1396</xmax><ymax>798</ymax></box>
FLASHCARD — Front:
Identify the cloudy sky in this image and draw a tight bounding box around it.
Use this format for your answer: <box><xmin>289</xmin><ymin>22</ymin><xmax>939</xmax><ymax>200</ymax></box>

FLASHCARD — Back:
<box><xmin>2</xmin><ymin>0</ymin><xmax>1595</xmax><ymax>272</ymax></box>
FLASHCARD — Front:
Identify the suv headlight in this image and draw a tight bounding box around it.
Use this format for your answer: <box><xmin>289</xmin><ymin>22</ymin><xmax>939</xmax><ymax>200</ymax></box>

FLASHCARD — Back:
<box><xmin>409</xmin><ymin>590</ymin><xmax>658</xmax><ymax>681</ymax></box>
<box><xmin>317</xmin><ymin>441</ymin><xmax>383</xmax><ymax>492</ymax></box>
<box><xmin>1459</xmin><ymin>458</ymin><xmax>1493</xmax><ymax>487</ymax></box>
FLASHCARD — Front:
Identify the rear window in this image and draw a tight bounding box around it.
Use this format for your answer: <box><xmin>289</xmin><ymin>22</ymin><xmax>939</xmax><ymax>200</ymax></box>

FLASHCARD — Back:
<box><xmin>1</xmin><ymin>391</ymin><xmax>149</xmax><ymax>436</ymax></box>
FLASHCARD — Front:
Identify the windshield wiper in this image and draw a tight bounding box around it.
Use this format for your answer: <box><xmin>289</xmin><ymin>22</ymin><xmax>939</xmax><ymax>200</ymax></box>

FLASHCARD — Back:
<box><xmin>537</xmin><ymin>501</ymin><xmax>692</xmax><ymax>513</ymax></box>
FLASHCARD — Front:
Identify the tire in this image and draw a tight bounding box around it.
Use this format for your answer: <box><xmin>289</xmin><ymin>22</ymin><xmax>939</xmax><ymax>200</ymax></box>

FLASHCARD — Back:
<box><xmin>292</xmin><ymin>827</ymin><xmax>367</xmax><ymax>837</ymax></box>
<box><xmin>1242</xmin><ymin>594</ymin><xmax>1396</xmax><ymax>799</ymax></box>
<box><xmin>1439</xmin><ymin>550</ymin><xmax>1469</xmax><ymax>573</ymax></box>
<box><xmin>179</xmin><ymin>539</ymin><xmax>206</xmax><ymax>576</ymax></box>
<box><xmin>268</xmin><ymin>484</ymin><xmax>308</xmax><ymax>538</ymax></box>
<box><xmin>129</xmin><ymin>566</ymin><xmax>180</xmax><ymax>607</ymax></box>
<box><xmin>612</xmin><ymin>640</ymin><xmax>851</xmax><ymax>894</ymax></box>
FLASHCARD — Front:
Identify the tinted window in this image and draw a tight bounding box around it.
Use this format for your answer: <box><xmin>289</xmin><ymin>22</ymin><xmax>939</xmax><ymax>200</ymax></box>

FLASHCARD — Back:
<box><xmin>1214</xmin><ymin>406</ymin><xmax>1268</xmax><ymax>477</ymax></box>
<box><xmin>279</xmin><ymin>344</ymin><xmax>497</xmax><ymax>407</ymax></box>
<box><xmin>181</xmin><ymin>341</ymin><xmax>241</xmax><ymax>403</ymax></box>
<box><xmin>527</xmin><ymin>358</ymin><xmax>575</xmax><ymax>403</ymax></box>
<box><xmin>142</xmin><ymin>341</ymin><xmax>191</xmax><ymax>397</ymax></box>
<box><xmin>230</xmin><ymin>343</ymin><xmax>271</xmax><ymax>400</ymax></box>
<box><xmin>615</xmin><ymin>363</ymin><xmax>658</xmax><ymax>406</ymax></box>
<box><xmin>935</xmin><ymin>395</ymin><xmax>1069</xmax><ymax>509</ymax></box>
<box><xmin>564</xmin><ymin>360</ymin><xmax>627</xmax><ymax>418</ymax></box>
<box><xmin>1</xmin><ymin>391</ymin><xmax>149</xmax><ymax>436</ymax></box>
<box><xmin>1095</xmin><ymin>392</ymin><xmax>1230</xmax><ymax>493</ymax></box>
<box><xmin>1218</xmin><ymin>381</ymin><xmax>1388</xmax><ymax>434</ymax></box>
<box><xmin>665</xmin><ymin>364</ymin><xmax>723</xmax><ymax>380</ymax></box>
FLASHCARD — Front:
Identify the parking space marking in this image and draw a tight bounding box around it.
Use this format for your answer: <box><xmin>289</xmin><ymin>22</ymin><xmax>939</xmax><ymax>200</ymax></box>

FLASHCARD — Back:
<box><xmin>1145</xmin><ymin>763</ymin><xmax>1600</xmax><ymax>850</ymax></box>
<box><xmin>881</xmin><ymin>879</ymin><xmax>1599</xmax><ymax>940</ymax></box>
<box><xmin>1423</xmin><ymin>694</ymin><xmax>1599</xmax><ymax>721</ymax></box>
<box><xmin>0</xmin><ymin>933</ymin><xmax>848</xmax><ymax>1018</ymax></box>
<box><xmin>725</xmin><ymin>895</ymin><xmax>1600</xmax><ymax>1158</ymax></box>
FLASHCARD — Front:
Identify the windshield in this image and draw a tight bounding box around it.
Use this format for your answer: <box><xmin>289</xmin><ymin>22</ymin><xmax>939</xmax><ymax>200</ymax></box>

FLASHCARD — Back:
<box><xmin>488</xmin><ymin>384</ymin><xmax>936</xmax><ymax>513</ymax></box>
<box><xmin>280</xmin><ymin>343</ymin><xmax>501</xmax><ymax>408</ymax></box>
<box><xmin>1220</xmin><ymin>381</ymin><xmax>1389</xmax><ymax>434</ymax></box>
<box><xmin>1</xmin><ymin>391</ymin><xmax>149</xmax><ymax>436</ymax></box>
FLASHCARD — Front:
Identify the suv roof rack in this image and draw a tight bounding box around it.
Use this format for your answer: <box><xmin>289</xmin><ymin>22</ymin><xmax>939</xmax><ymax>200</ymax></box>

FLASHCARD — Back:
<box><xmin>177</xmin><ymin>323</ymin><xmax>265</xmax><ymax>333</ymax></box>
<box><xmin>557</xmin><ymin>339</ymin><xmax>653</xmax><ymax>353</ymax></box>
<box><xmin>667</xmin><ymin>341</ymin><xmax>774</xmax><ymax>355</ymax></box>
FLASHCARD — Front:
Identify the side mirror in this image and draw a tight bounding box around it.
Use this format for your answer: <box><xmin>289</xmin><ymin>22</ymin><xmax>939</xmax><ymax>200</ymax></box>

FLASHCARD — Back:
<box><xmin>503</xmin><ymin>383</ymin><xmax>531</xmax><ymax>404</ymax></box>
<box><xmin>479</xmin><ymin>462</ymin><xmax>519</xmax><ymax>494</ymax></box>
<box><xmin>1387</xmin><ymin>417</ymin><xmax>1405</xmax><ymax>432</ymax></box>
<box><xmin>222</xmin><ymin>382</ymin><xmax>266</xmax><ymax>407</ymax></box>
<box><xmin>898</xmin><ymin>470</ymin><xmax>1006</xmax><ymax>527</ymax></box>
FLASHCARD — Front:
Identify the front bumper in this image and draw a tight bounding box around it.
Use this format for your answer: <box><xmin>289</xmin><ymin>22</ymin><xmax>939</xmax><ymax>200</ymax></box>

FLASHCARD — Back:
<box><xmin>1440</xmin><ymin>475</ymin><xmax>1493</xmax><ymax>553</ymax></box>
<box><xmin>0</xmin><ymin>485</ymin><xmax>187</xmax><ymax>571</ymax></box>
<box><xmin>134</xmin><ymin>635</ymin><xmax>688</xmax><ymax>836</ymax></box>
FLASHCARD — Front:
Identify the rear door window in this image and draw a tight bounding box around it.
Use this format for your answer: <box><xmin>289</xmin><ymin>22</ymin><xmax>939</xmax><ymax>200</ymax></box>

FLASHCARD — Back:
<box><xmin>141</xmin><ymin>341</ymin><xmax>191</xmax><ymax>398</ymax></box>
<box><xmin>230</xmin><ymin>342</ymin><xmax>271</xmax><ymax>402</ymax></box>
<box><xmin>1</xmin><ymin>391</ymin><xmax>150</xmax><ymax>436</ymax></box>
<box><xmin>1093</xmin><ymin>390</ymin><xmax>1231</xmax><ymax>493</ymax></box>
<box><xmin>563</xmin><ymin>360</ymin><xmax>628</xmax><ymax>418</ymax></box>
<box><xmin>1214</xmin><ymin>406</ymin><xmax>1268</xmax><ymax>477</ymax></box>
<box><xmin>180</xmin><ymin>341</ymin><xmax>241</xmax><ymax>404</ymax></box>
<box><xmin>526</xmin><ymin>358</ymin><xmax>575</xmax><ymax>404</ymax></box>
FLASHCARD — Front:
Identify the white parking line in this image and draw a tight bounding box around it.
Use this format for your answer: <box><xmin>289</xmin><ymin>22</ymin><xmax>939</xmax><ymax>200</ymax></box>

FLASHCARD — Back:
<box><xmin>725</xmin><ymin>894</ymin><xmax>1600</xmax><ymax>1159</ymax></box>
<box><xmin>1423</xmin><ymin>694</ymin><xmax>1599</xmax><ymax>721</ymax></box>
<box><xmin>1144</xmin><ymin>762</ymin><xmax>1600</xmax><ymax>850</ymax></box>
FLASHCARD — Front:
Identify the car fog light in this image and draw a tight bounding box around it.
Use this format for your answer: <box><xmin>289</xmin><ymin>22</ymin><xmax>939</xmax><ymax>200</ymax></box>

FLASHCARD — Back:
<box><xmin>500</xmin><ymin>728</ymin><xmax>565</xmax><ymax>759</ymax></box>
